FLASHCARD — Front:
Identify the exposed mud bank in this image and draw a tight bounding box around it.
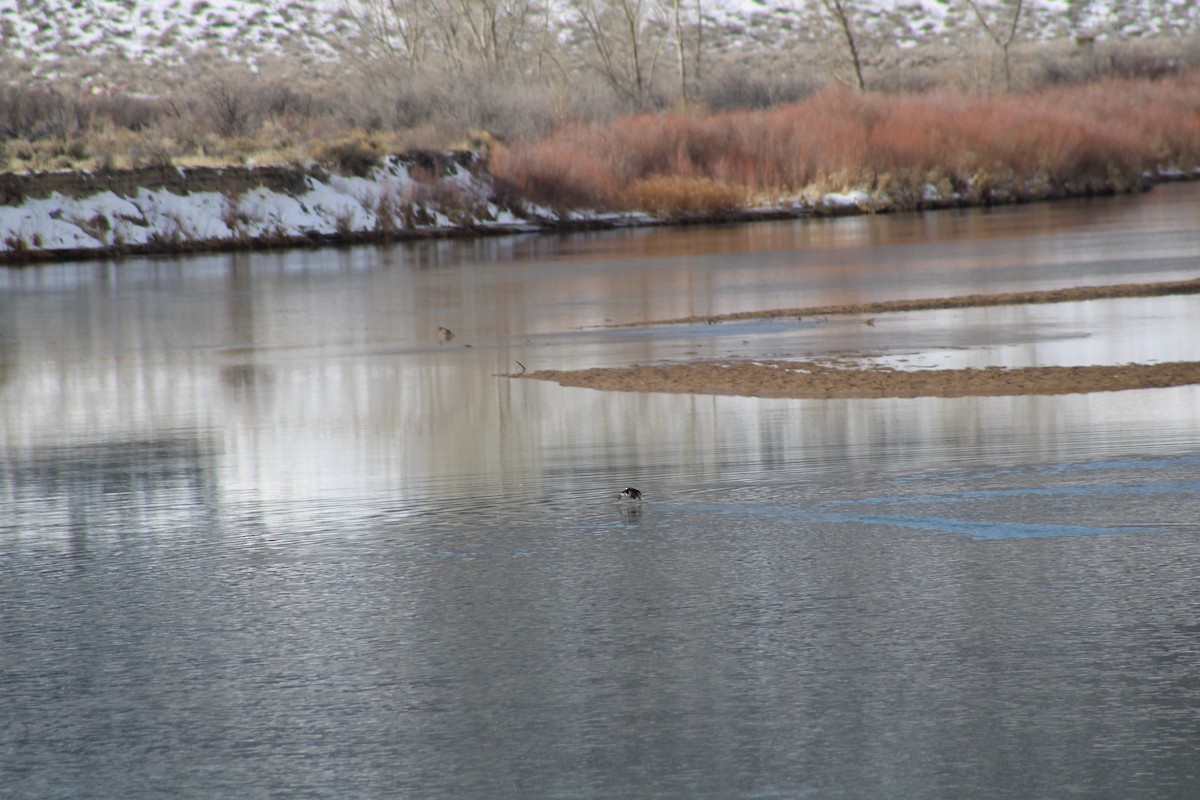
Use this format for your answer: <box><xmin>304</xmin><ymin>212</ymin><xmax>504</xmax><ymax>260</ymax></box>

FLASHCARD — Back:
<box><xmin>0</xmin><ymin>152</ymin><xmax>477</xmax><ymax>204</ymax></box>
<box><xmin>514</xmin><ymin>280</ymin><xmax>1200</xmax><ymax>399</ymax></box>
<box><xmin>519</xmin><ymin>359</ymin><xmax>1200</xmax><ymax>399</ymax></box>
<box><xmin>0</xmin><ymin>163</ymin><xmax>310</xmax><ymax>205</ymax></box>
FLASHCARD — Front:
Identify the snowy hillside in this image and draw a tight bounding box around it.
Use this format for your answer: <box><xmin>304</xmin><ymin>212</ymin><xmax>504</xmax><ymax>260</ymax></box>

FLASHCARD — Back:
<box><xmin>2</xmin><ymin>0</ymin><xmax>1197</xmax><ymax>91</ymax></box>
<box><xmin>0</xmin><ymin>0</ymin><xmax>356</xmax><ymax>86</ymax></box>
<box><xmin>714</xmin><ymin>0</ymin><xmax>1200</xmax><ymax>41</ymax></box>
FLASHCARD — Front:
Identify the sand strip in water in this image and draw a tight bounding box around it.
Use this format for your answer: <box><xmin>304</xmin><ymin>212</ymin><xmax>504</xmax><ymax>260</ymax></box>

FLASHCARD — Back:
<box><xmin>515</xmin><ymin>279</ymin><xmax>1200</xmax><ymax>398</ymax></box>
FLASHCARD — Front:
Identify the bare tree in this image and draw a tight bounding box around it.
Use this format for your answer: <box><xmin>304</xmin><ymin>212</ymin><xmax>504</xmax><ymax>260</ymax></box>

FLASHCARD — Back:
<box><xmin>669</xmin><ymin>0</ymin><xmax>688</xmax><ymax>104</ymax></box>
<box><xmin>339</xmin><ymin>0</ymin><xmax>436</xmax><ymax>69</ymax></box>
<box><xmin>204</xmin><ymin>77</ymin><xmax>252</xmax><ymax>138</ymax></box>
<box><xmin>436</xmin><ymin>0</ymin><xmax>551</xmax><ymax>72</ymax></box>
<box><xmin>964</xmin><ymin>0</ymin><xmax>1025</xmax><ymax>91</ymax></box>
<box><xmin>567</xmin><ymin>0</ymin><xmax>668</xmax><ymax>105</ymax></box>
<box><xmin>339</xmin><ymin>0</ymin><xmax>555</xmax><ymax>76</ymax></box>
<box><xmin>816</xmin><ymin>0</ymin><xmax>866</xmax><ymax>91</ymax></box>
<box><xmin>665</xmin><ymin>0</ymin><xmax>706</xmax><ymax>107</ymax></box>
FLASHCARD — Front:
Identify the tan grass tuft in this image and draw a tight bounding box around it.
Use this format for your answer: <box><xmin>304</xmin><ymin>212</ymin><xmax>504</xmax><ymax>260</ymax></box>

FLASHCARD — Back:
<box><xmin>625</xmin><ymin>176</ymin><xmax>746</xmax><ymax>217</ymax></box>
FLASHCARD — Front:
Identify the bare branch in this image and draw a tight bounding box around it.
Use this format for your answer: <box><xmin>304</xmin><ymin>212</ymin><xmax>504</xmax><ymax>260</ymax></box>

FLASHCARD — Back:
<box><xmin>963</xmin><ymin>0</ymin><xmax>1025</xmax><ymax>91</ymax></box>
<box><xmin>816</xmin><ymin>0</ymin><xmax>866</xmax><ymax>91</ymax></box>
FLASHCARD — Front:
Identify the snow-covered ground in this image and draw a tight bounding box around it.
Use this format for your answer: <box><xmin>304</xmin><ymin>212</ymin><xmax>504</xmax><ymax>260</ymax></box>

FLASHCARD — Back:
<box><xmin>0</xmin><ymin>0</ymin><xmax>354</xmax><ymax>84</ymax></box>
<box><xmin>3</xmin><ymin>0</ymin><xmax>1197</xmax><ymax>88</ymax></box>
<box><xmin>712</xmin><ymin>0</ymin><xmax>1200</xmax><ymax>41</ymax></box>
<box><xmin>0</xmin><ymin>0</ymin><xmax>350</xmax><ymax>62</ymax></box>
<box><xmin>0</xmin><ymin>157</ymin><xmax>541</xmax><ymax>255</ymax></box>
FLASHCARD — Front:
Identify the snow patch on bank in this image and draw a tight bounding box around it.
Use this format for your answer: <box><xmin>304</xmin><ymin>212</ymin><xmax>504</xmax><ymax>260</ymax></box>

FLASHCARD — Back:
<box><xmin>0</xmin><ymin>156</ymin><xmax>543</xmax><ymax>254</ymax></box>
<box><xmin>0</xmin><ymin>152</ymin><xmax>883</xmax><ymax>258</ymax></box>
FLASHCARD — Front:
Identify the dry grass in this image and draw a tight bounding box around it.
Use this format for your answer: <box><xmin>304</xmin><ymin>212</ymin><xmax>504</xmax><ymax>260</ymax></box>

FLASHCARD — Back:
<box><xmin>626</xmin><ymin>176</ymin><xmax>746</xmax><ymax>217</ymax></box>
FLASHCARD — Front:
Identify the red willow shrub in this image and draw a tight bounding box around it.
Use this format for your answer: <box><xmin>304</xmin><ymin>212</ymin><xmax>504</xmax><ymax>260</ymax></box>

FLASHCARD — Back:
<box><xmin>486</xmin><ymin>121</ymin><xmax>626</xmax><ymax>211</ymax></box>
<box><xmin>490</xmin><ymin>72</ymin><xmax>1200</xmax><ymax>214</ymax></box>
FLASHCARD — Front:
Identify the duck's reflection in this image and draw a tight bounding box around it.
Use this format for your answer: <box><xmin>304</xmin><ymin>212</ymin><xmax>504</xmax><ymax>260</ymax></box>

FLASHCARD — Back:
<box><xmin>617</xmin><ymin>503</ymin><xmax>643</xmax><ymax>521</ymax></box>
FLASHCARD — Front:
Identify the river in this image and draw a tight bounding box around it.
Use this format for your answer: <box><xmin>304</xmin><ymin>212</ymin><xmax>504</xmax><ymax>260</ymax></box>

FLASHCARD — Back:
<box><xmin>3</xmin><ymin>183</ymin><xmax>1200</xmax><ymax>799</ymax></box>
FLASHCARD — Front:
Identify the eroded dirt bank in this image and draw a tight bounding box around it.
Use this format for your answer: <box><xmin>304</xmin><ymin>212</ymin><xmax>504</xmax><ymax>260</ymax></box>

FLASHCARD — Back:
<box><xmin>515</xmin><ymin>279</ymin><xmax>1200</xmax><ymax>399</ymax></box>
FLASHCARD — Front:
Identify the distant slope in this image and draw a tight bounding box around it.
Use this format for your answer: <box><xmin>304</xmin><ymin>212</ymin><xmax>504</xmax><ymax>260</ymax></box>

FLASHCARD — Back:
<box><xmin>0</xmin><ymin>0</ymin><xmax>355</xmax><ymax>88</ymax></box>
<box><xmin>713</xmin><ymin>0</ymin><xmax>1200</xmax><ymax>44</ymax></box>
<box><xmin>2</xmin><ymin>0</ymin><xmax>1197</xmax><ymax>91</ymax></box>
<box><xmin>700</xmin><ymin>0</ymin><xmax>1200</xmax><ymax>55</ymax></box>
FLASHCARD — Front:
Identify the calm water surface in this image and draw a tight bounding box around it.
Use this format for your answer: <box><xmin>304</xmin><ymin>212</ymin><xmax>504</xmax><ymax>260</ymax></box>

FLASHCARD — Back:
<box><xmin>3</xmin><ymin>184</ymin><xmax>1200</xmax><ymax>799</ymax></box>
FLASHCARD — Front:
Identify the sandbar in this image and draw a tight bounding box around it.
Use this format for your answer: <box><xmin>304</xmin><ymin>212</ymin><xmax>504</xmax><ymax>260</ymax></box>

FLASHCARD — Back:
<box><xmin>513</xmin><ymin>279</ymin><xmax>1200</xmax><ymax>399</ymax></box>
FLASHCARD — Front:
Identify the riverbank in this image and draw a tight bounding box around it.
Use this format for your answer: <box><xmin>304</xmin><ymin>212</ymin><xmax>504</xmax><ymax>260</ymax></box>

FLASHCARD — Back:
<box><xmin>513</xmin><ymin>279</ymin><xmax>1200</xmax><ymax>399</ymax></box>
<box><xmin>0</xmin><ymin>153</ymin><xmax>792</xmax><ymax>264</ymax></box>
<box><xmin>1</xmin><ymin>151</ymin><xmax>1195</xmax><ymax>265</ymax></box>
<box><xmin>0</xmin><ymin>152</ymin><xmax>531</xmax><ymax>264</ymax></box>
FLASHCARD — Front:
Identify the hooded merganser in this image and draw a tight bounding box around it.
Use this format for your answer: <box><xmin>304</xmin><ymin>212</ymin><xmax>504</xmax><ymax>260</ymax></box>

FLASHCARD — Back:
<box><xmin>619</xmin><ymin>487</ymin><xmax>643</xmax><ymax>501</ymax></box>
